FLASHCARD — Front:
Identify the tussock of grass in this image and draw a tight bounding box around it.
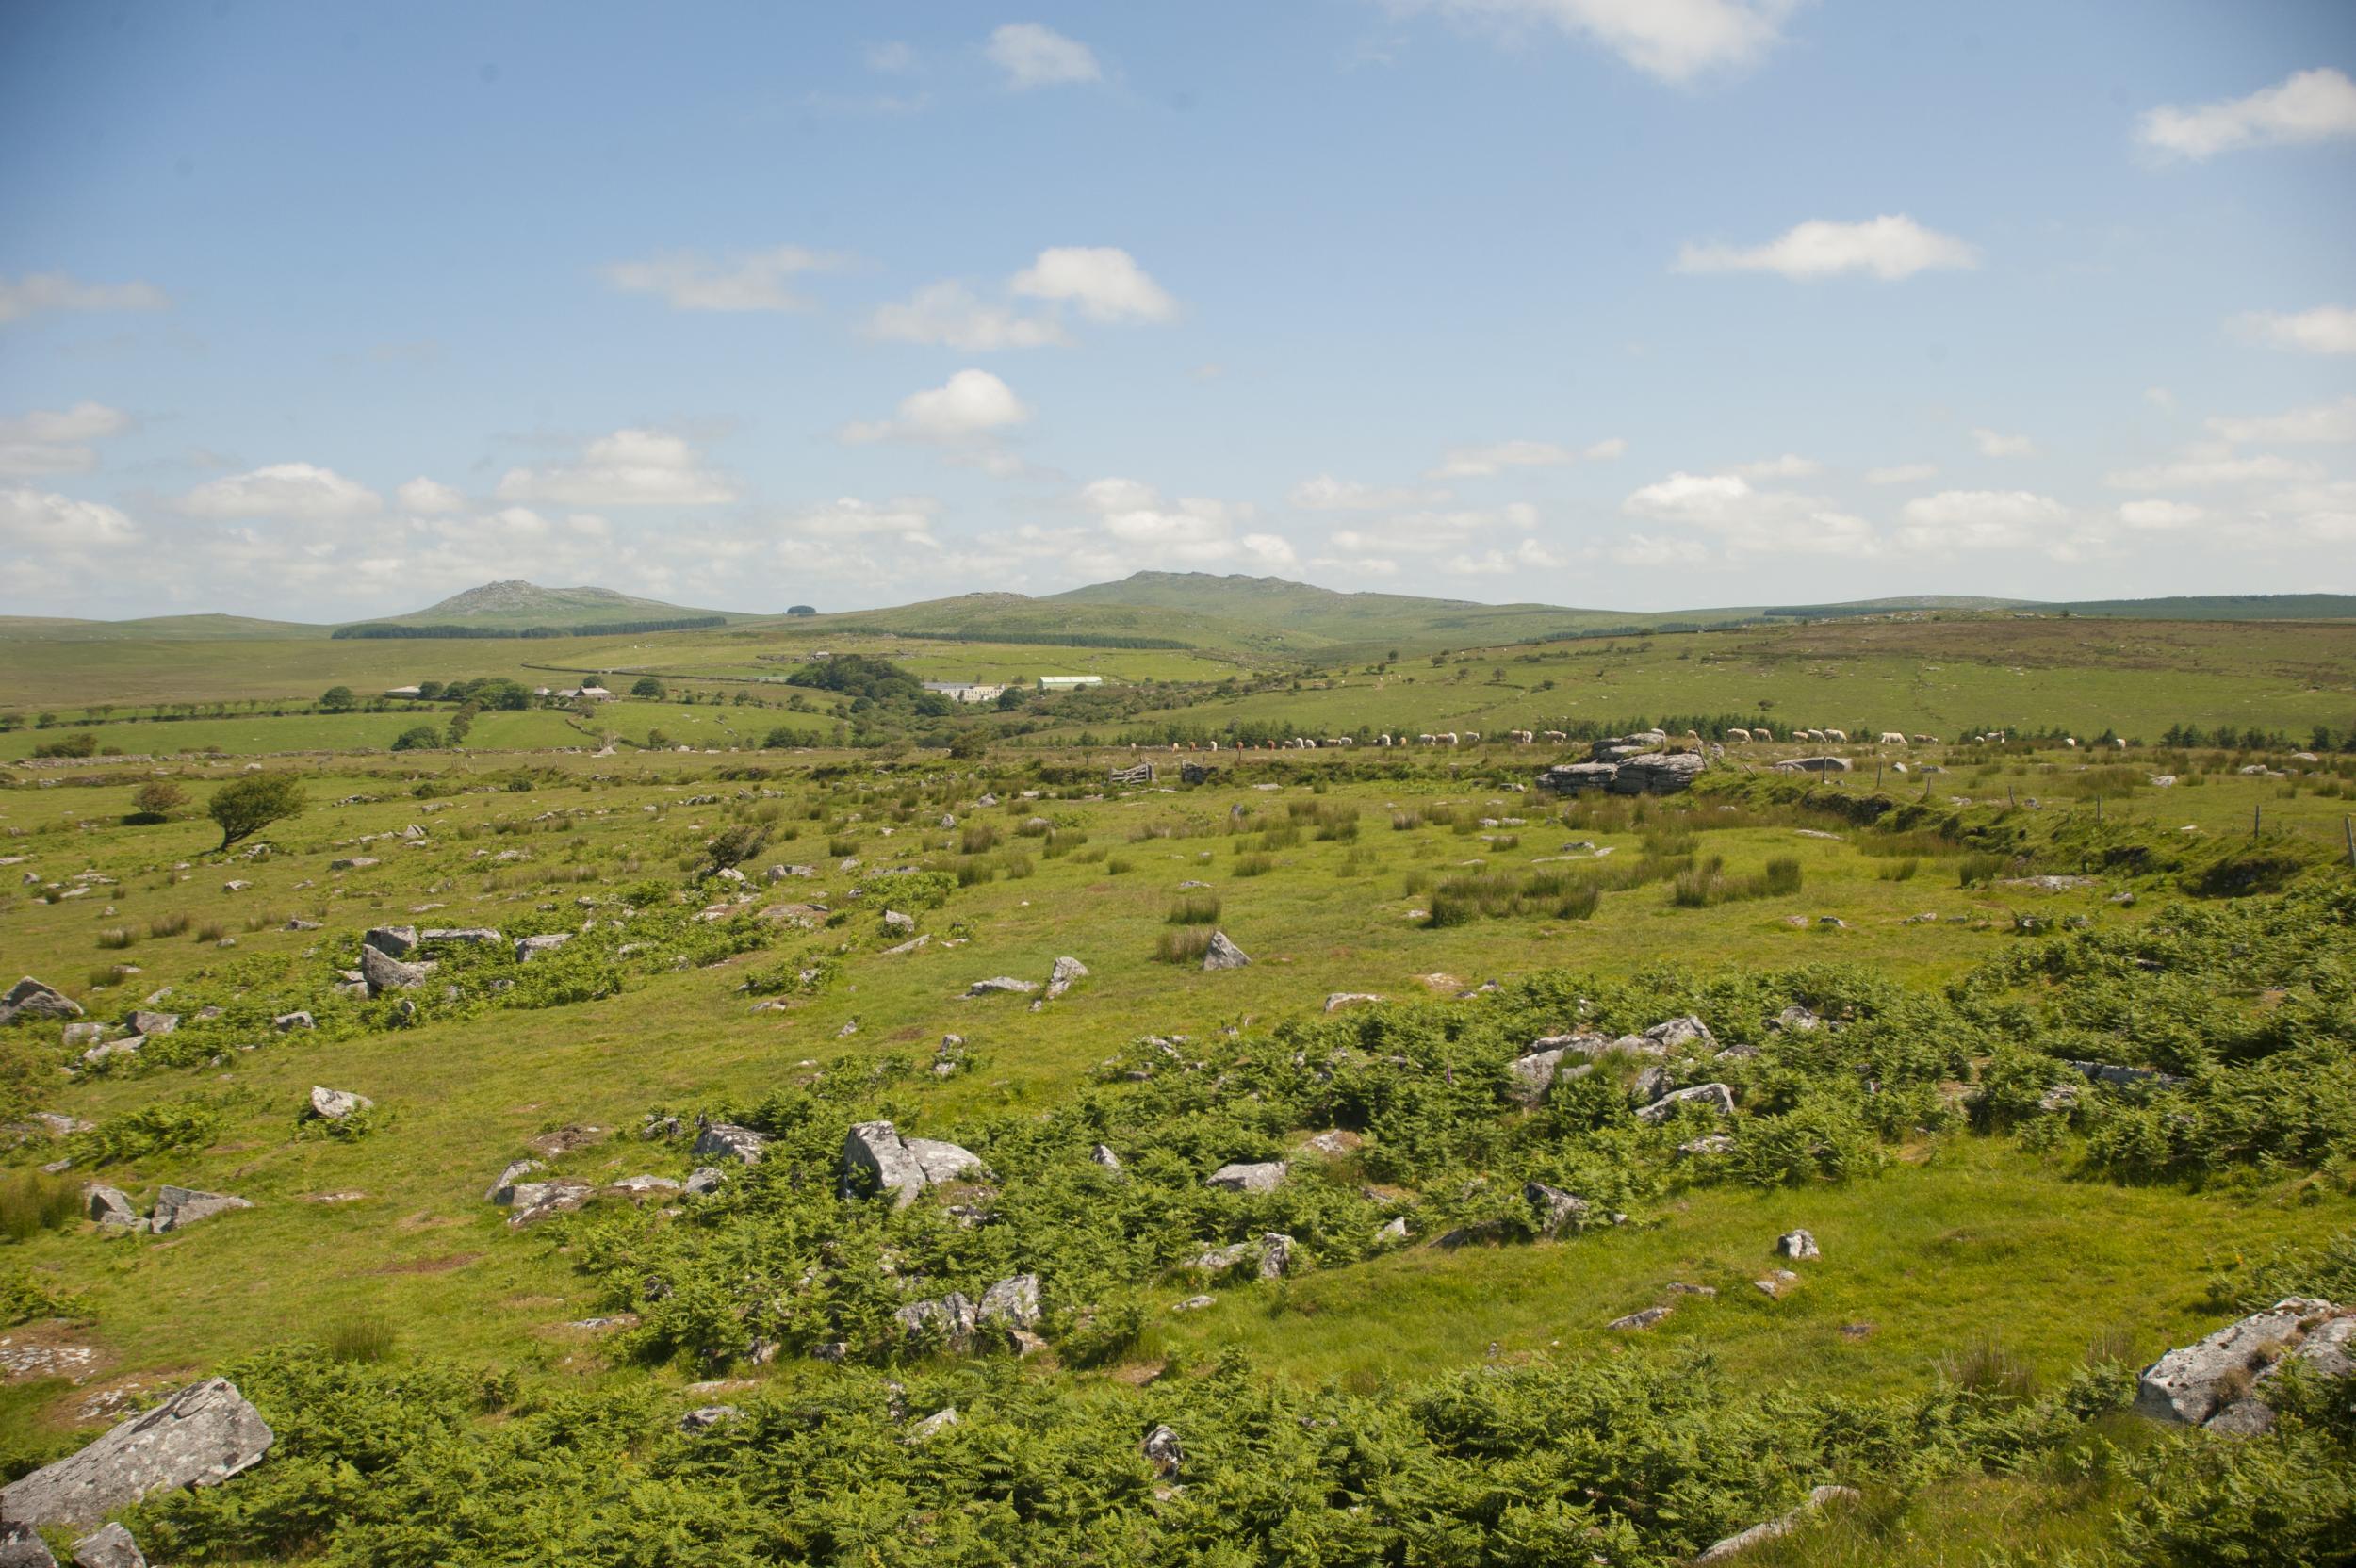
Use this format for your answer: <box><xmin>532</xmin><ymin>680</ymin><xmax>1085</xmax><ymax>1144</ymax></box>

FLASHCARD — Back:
<box><xmin>1167</xmin><ymin>892</ymin><xmax>1221</xmax><ymax>924</ymax></box>
<box><xmin>1155</xmin><ymin>926</ymin><xmax>1214</xmax><ymax>963</ymax></box>
<box><xmin>0</xmin><ymin>1170</ymin><xmax>82</xmax><ymax>1243</ymax></box>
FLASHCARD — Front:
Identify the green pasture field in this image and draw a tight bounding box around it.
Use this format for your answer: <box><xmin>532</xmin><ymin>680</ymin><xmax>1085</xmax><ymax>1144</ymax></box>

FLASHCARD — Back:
<box><xmin>1041</xmin><ymin>616</ymin><xmax>2356</xmax><ymax>746</ymax></box>
<box><xmin>2</xmin><ymin>702</ymin><xmax>2352</xmax><ymax>1561</ymax></box>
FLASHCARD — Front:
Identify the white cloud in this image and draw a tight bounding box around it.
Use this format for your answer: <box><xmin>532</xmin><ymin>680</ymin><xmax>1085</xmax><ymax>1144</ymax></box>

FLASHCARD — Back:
<box><xmin>1729</xmin><ymin>453</ymin><xmax>1821</xmax><ymax>480</ymax></box>
<box><xmin>1448</xmin><ymin>537</ymin><xmax>1568</xmax><ymax>574</ymax></box>
<box><xmin>777</xmin><ymin>495</ymin><xmax>941</xmax><ymax>543</ymax></box>
<box><xmin>1893</xmin><ymin>489</ymin><xmax>2070</xmax><ymax>552</ymax></box>
<box><xmin>2205</xmin><ymin>394</ymin><xmax>2356</xmax><ymax>446</ymax></box>
<box><xmin>2117</xmin><ymin>499</ymin><xmax>2203</xmax><ymax>531</ymax></box>
<box><xmin>1864</xmin><ymin>462</ymin><xmax>1938</xmax><ymax>485</ymax></box>
<box><xmin>1429</xmin><ymin>436</ymin><xmax>1619</xmax><ymax>478</ymax></box>
<box><xmin>1971</xmin><ymin>427</ymin><xmax>2037</xmax><ymax>458</ymax></box>
<box><xmin>0</xmin><ymin>401</ymin><xmax>130</xmax><ymax>477</ymax></box>
<box><xmin>2137</xmin><ymin>67</ymin><xmax>2356</xmax><ymax>160</ymax></box>
<box><xmin>600</xmin><ymin>245</ymin><xmax>842</xmax><ymax>312</ymax></box>
<box><xmin>2105</xmin><ymin>450</ymin><xmax>2324</xmax><ymax>489</ymax></box>
<box><xmin>866</xmin><ymin>281</ymin><xmax>1069</xmax><ymax>349</ymax></box>
<box><xmin>0</xmin><ymin>486</ymin><xmax>139</xmax><ymax>548</ymax></box>
<box><xmin>843</xmin><ymin>368</ymin><xmax>1032</xmax><ymax>446</ymax></box>
<box><xmin>1009</xmin><ymin>247</ymin><xmax>1175</xmax><ymax>322</ymax></box>
<box><xmin>182</xmin><ymin>462</ymin><xmax>384</xmax><ymax>521</ymax></box>
<box><xmin>1288</xmin><ymin>475</ymin><xmax>1451</xmax><ymax>511</ymax></box>
<box><xmin>868</xmin><ymin>41</ymin><xmax>915</xmax><ymax>73</ymax></box>
<box><xmin>986</xmin><ymin>23</ymin><xmax>1103</xmax><ymax>89</ymax></box>
<box><xmin>1388</xmin><ymin>0</ymin><xmax>1802</xmax><ymax>84</ymax></box>
<box><xmin>1676</xmin><ymin>215</ymin><xmax>1977</xmax><ymax>281</ymax></box>
<box><xmin>1621</xmin><ymin>470</ymin><xmax>1877</xmax><ymax>557</ymax></box>
<box><xmin>2232</xmin><ymin>304</ymin><xmax>2356</xmax><ymax>355</ymax></box>
<box><xmin>396</xmin><ymin>477</ymin><xmax>466</xmax><ymax>514</ymax></box>
<box><xmin>1328</xmin><ymin>502</ymin><xmax>1539</xmax><ymax>559</ymax></box>
<box><xmin>0</xmin><ymin>272</ymin><xmax>170</xmax><ymax>325</ymax></box>
<box><xmin>1609</xmin><ymin>532</ymin><xmax>1710</xmax><ymax>566</ymax></box>
<box><xmin>495</xmin><ymin>430</ymin><xmax>736</xmax><ymax>506</ymax></box>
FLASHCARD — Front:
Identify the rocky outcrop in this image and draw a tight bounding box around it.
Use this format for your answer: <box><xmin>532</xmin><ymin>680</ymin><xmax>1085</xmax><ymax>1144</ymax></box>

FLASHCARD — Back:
<box><xmin>1525</xmin><ymin>1181</ymin><xmax>1591</xmax><ymax>1238</ymax></box>
<box><xmin>964</xmin><ymin>975</ymin><xmax>1038</xmax><ymax>997</ymax></box>
<box><xmin>1777</xmin><ymin>1229</ymin><xmax>1819</xmax><ymax>1261</ymax></box>
<box><xmin>691</xmin><ymin>1122</ymin><xmax>768</xmax><ymax>1166</ymax></box>
<box><xmin>1</xmin><ymin>977</ymin><xmax>83</xmax><ymax>1024</ymax></box>
<box><xmin>1635</xmin><ymin>1083</ymin><xmax>1736</xmax><ymax>1124</ymax></box>
<box><xmin>0</xmin><ymin>1378</ymin><xmax>272</xmax><ymax>1528</ymax></box>
<box><xmin>978</xmin><ymin>1274</ymin><xmax>1042</xmax><ymax>1331</ymax></box>
<box><xmin>842</xmin><ymin>1121</ymin><xmax>985</xmax><ymax>1208</ymax></box>
<box><xmin>85</xmin><ymin>1184</ymin><xmax>139</xmax><ymax>1228</ymax></box>
<box><xmin>1537</xmin><ymin>738</ymin><xmax>1707</xmax><ymax>796</ymax></box>
<box><xmin>361</xmin><ymin>925</ymin><xmax>418</xmax><ymax>958</ymax></box>
<box><xmin>1201</xmin><ymin>931</ymin><xmax>1251</xmax><ymax>971</ymax></box>
<box><xmin>895</xmin><ymin>1292</ymin><xmax>978</xmax><ymax>1351</ymax></box>
<box><xmin>2135</xmin><ymin>1297</ymin><xmax>2354</xmax><ymax>1433</ymax></box>
<box><xmin>358</xmin><ymin>944</ymin><xmax>427</xmax><ymax>996</ymax></box>
<box><xmin>485</xmin><ymin>1158</ymin><xmax>544</xmax><ymax>1204</ymax></box>
<box><xmin>1204</xmin><ymin>1161</ymin><xmax>1286</xmax><ymax>1193</ymax></box>
<box><xmin>150</xmin><ymin>1186</ymin><xmax>252</xmax><ymax>1233</ymax></box>
<box><xmin>514</xmin><ymin>933</ymin><xmax>573</xmax><ymax>963</ymax></box>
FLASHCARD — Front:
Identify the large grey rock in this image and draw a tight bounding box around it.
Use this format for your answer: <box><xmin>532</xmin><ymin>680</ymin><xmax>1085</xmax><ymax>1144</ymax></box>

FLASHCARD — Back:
<box><xmin>2135</xmin><ymin>1297</ymin><xmax>2351</xmax><ymax>1429</ymax></box>
<box><xmin>505</xmin><ymin>1181</ymin><xmax>593</xmax><ymax>1227</ymax></box>
<box><xmin>1777</xmin><ymin>1229</ymin><xmax>1820</xmax><ymax>1261</ymax></box>
<box><xmin>420</xmin><ymin>926</ymin><xmax>503</xmax><ymax>946</ymax></box>
<box><xmin>1635</xmin><ymin>1082</ymin><xmax>1736</xmax><ymax>1124</ymax></box>
<box><xmin>485</xmin><ymin>1158</ymin><xmax>544</xmax><ymax>1204</ymax></box>
<box><xmin>0</xmin><ymin>1378</ymin><xmax>272</xmax><ymax>1528</ymax></box>
<box><xmin>1201</xmin><ymin>931</ymin><xmax>1250</xmax><ymax>971</ymax></box>
<box><xmin>1771</xmin><ymin>755</ymin><xmax>1851</xmax><ymax>775</ymax></box>
<box><xmin>1205</xmin><ymin>1160</ymin><xmax>1286</xmax><ymax>1193</ymax></box>
<box><xmin>358</xmin><ymin>944</ymin><xmax>427</xmax><ymax>996</ymax></box>
<box><xmin>1694</xmin><ymin>1485</ymin><xmax>1861</xmax><ymax>1563</ymax></box>
<box><xmin>1045</xmin><ymin>956</ymin><xmax>1088</xmax><ymax>1000</ymax></box>
<box><xmin>1526</xmin><ymin>1181</ymin><xmax>1590</xmax><ymax>1238</ymax></box>
<box><xmin>70</xmin><ymin>1523</ymin><xmax>144</xmax><ymax>1568</ymax></box>
<box><xmin>842</xmin><ymin>1121</ymin><xmax>984</xmax><ymax>1207</ymax></box>
<box><xmin>978</xmin><ymin>1274</ymin><xmax>1042</xmax><ymax>1331</ymax></box>
<box><xmin>124</xmin><ymin>1011</ymin><xmax>177</xmax><ymax>1037</ymax></box>
<box><xmin>1644</xmin><ymin>1015</ymin><xmax>1716</xmax><ymax>1052</ymax></box>
<box><xmin>1141</xmin><ymin>1423</ymin><xmax>1182</xmax><ymax>1478</ymax></box>
<box><xmin>1507</xmin><ymin>1048</ymin><xmax>1569</xmax><ymax>1106</ymax></box>
<box><xmin>0</xmin><ymin>1522</ymin><xmax>57</xmax><ymax>1568</ymax></box>
<box><xmin>691</xmin><ymin>1122</ymin><xmax>768</xmax><ymax>1166</ymax></box>
<box><xmin>964</xmin><ymin>975</ymin><xmax>1037</xmax><ymax>997</ymax></box>
<box><xmin>85</xmin><ymin>1184</ymin><xmax>139</xmax><ymax>1228</ymax></box>
<box><xmin>361</xmin><ymin>925</ymin><xmax>418</xmax><ymax>959</ymax></box>
<box><xmin>514</xmin><ymin>933</ymin><xmax>573</xmax><ymax>963</ymax></box>
<box><xmin>894</xmin><ymin>1292</ymin><xmax>977</xmax><ymax>1351</ymax></box>
<box><xmin>151</xmin><ymin>1186</ymin><xmax>252</xmax><ymax>1233</ymax></box>
<box><xmin>307</xmin><ymin>1086</ymin><xmax>372</xmax><ymax>1121</ymax></box>
<box><xmin>1</xmin><ymin>977</ymin><xmax>83</xmax><ymax>1024</ymax></box>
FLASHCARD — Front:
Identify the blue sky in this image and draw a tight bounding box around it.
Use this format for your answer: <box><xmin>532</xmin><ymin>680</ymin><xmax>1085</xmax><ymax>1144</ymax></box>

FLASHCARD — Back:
<box><xmin>2</xmin><ymin>0</ymin><xmax>2352</xmax><ymax>619</ymax></box>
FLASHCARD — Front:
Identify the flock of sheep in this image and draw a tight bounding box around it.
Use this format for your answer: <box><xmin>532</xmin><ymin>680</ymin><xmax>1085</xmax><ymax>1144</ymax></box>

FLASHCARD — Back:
<box><xmin>1131</xmin><ymin>729</ymin><xmax>2125</xmax><ymax>753</ymax></box>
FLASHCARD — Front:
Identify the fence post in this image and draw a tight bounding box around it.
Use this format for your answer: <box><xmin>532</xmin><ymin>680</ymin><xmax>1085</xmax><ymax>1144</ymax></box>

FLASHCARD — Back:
<box><xmin>2345</xmin><ymin>815</ymin><xmax>2353</xmax><ymax>869</ymax></box>
<box><xmin>2253</xmin><ymin>804</ymin><xmax>2261</xmax><ymax>841</ymax></box>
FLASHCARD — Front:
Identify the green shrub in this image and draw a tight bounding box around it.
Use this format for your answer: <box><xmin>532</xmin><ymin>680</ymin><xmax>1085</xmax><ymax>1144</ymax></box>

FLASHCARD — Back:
<box><xmin>0</xmin><ymin>1170</ymin><xmax>83</xmax><ymax>1243</ymax></box>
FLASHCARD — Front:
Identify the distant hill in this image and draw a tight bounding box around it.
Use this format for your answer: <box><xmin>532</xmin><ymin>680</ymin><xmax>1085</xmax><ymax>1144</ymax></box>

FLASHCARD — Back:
<box><xmin>334</xmin><ymin>580</ymin><xmax>761</xmax><ymax>639</ymax></box>
<box><xmin>2039</xmin><ymin>593</ymin><xmax>2356</xmax><ymax>622</ymax></box>
<box><xmin>0</xmin><ymin>612</ymin><xmax>325</xmax><ymax>642</ymax></box>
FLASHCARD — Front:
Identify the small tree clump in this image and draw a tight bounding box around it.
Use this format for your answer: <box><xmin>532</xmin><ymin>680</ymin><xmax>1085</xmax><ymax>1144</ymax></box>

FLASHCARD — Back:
<box><xmin>207</xmin><ymin>773</ymin><xmax>306</xmax><ymax>852</ymax></box>
<box><xmin>128</xmin><ymin>780</ymin><xmax>187</xmax><ymax>823</ymax></box>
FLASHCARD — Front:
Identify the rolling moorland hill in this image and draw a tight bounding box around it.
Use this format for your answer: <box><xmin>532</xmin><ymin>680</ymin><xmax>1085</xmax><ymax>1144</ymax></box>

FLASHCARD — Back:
<box><xmin>337</xmin><ymin>580</ymin><xmax>761</xmax><ymax>636</ymax></box>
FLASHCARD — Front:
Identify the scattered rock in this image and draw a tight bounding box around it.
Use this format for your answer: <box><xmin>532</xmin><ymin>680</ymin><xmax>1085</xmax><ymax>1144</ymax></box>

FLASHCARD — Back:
<box><xmin>504</xmin><ymin>1182</ymin><xmax>593</xmax><ymax>1227</ymax></box>
<box><xmin>361</xmin><ymin>926</ymin><xmax>418</xmax><ymax>959</ymax></box>
<box><xmin>514</xmin><ymin>933</ymin><xmax>573</xmax><ymax>963</ymax></box>
<box><xmin>150</xmin><ymin>1186</ymin><xmax>252</xmax><ymax>1233</ymax></box>
<box><xmin>1754</xmin><ymin>1270</ymin><xmax>1800</xmax><ymax>1299</ymax></box>
<box><xmin>842</xmin><ymin>1121</ymin><xmax>986</xmax><ymax>1207</ymax></box>
<box><xmin>358</xmin><ymin>945</ymin><xmax>428</xmax><ymax>996</ymax></box>
<box><xmin>272</xmin><ymin>1011</ymin><xmax>315</xmax><ymax>1032</ymax></box>
<box><xmin>2135</xmin><ymin>1297</ymin><xmax>2354</xmax><ymax>1432</ymax></box>
<box><xmin>1323</xmin><ymin>992</ymin><xmax>1384</xmax><ymax>1012</ymax></box>
<box><xmin>1301</xmin><ymin>1129</ymin><xmax>1362</xmax><ymax>1157</ymax></box>
<box><xmin>678</xmin><ymin>1406</ymin><xmax>740</xmax><ymax>1433</ymax></box>
<box><xmin>71</xmin><ymin>1523</ymin><xmax>146</xmax><ymax>1568</ymax></box>
<box><xmin>964</xmin><ymin>975</ymin><xmax>1038</xmax><ymax>997</ymax></box>
<box><xmin>296</xmin><ymin>1083</ymin><xmax>368</xmax><ymax>1125</ymax></box>
<box><xmin>485</xmin><ymin>1159</ymin><xmax>544</xmax><ymax>1204</ymax></box>
<box><xmin>124</xmin><ymin>1011</ymin><xmax>177</xmax><ymax>1037</ymax></box>
<box><xmin>1171</xmin><ymin>1295</ymin><xmax>1215</xmax><ymax>1313</ymax></box>
<box><xmin>1204</xmin><ymin>1160</ymin><xmax>1286</xmax><ymax>1193</ymax></box>
<box><xmin>1045</xmin><ymin>956</ymin><xmax>1088</xmax><ymax>1000</ymax></box>
<box><xmin>1141</xmin><ymin>1423</ymin><xmax>1182</xmax><ymax>1478</ymax></box>
<box><xmin>1201</xmin><ymin>931</ymin><xmax>1251</xmax><ymax>971</ymax></box>
<box><xmin>1089</xmin><ymin>1143</ymin><xmax>1122</xmax><ymax>1171</ymax></box>
<box><xmin>692</xmin><ymin>1122</ymin><xmax>769</xmax><ymax>1166</ymax></box>
<box><xmin>0</xmin><ymin>1377</ymin><xmax>272</xmax><ymax>1528</ymax></box>
<box><xmin>683</xmin><ymin>1167</ymin><xmax>725</xmax><ymax>1196</ymax></box>
<box><xmin>908</xmin><ymin>1408</ymin><xmax>959</xmax><ymax>1442</ymax></box>
<box><xmin>1526</xmin><ymin>1181</ymin><xmax>1590</xmax><ymax>1238</ymax></box>
<box><xmin>1607</xmin><ymin>1305</ymin><xmax>1673</xmax><ymax>1331</ymax></box>
<box><xmin>1694</xmin><ymin>1485</ymin><xmax>1861</xmax><ymax>1564</ymax></box>
<box><xmin>1634</xmin><ymin>1082</ymin><xmax>1736</xmax><ymax>1124</ymax></box>
<box><xmin>0</xmin><ymin>1523</ymin><xmax>57</xmax><ymax>1568</ymax></box>
<box><xmin>977</xmin><ymin>1274</ymin><xmax>1042</xmax><ymax>1331</ymax></box>
<box><xmin>1</xmin><ymin>978</ymin><xmax>83</xmax><ymax>1025</ymax></box>
<box><xmin>84</xmin><ymin>1184</ymin><xmax>139</xmax><ymax>1228</ymax></box>
<box><xmin>1777</xmin><ymin>1229</ymin><xmax>1820</xmax><ymax>1261</ymax></box>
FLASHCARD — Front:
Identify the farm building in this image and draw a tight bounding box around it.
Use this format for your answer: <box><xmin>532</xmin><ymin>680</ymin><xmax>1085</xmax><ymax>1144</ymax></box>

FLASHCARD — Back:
<box><xmin>1039</xmin><ymin>675</ymin><xmax>1104</xmax><ymax>690</ymax></box>
<box><xmin>922</xmin><ymin>681</ymin><xmax>1009</xmax><ymax>704</ymax></box>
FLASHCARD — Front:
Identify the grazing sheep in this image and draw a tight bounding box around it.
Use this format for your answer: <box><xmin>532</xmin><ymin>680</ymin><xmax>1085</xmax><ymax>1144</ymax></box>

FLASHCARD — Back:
<box><xmin>1823</xmin><ymin>728</ymin><xmax>1848</xmax><ymax>743</ymax></box>
<box><xmin>1878</xmin><ymin>731</ymin><xmax>1907</xmax><ymax>745</ymax></box>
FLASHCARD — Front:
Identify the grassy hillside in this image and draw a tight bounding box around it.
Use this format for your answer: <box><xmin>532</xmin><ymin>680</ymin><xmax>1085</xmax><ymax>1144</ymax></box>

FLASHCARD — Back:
<box><xmin>0</xmin><ymin>612</ymin><xmax>325</xmax><ymax>642</ymax></box>
<box><xmin>342</xmin><ymin>579</ymin><xmax>759</xmax><ymax>633</ymax></box>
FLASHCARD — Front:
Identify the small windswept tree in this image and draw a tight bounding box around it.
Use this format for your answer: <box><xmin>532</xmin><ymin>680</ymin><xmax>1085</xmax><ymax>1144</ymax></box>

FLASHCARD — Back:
<box><xmin>631</xmin><ymin>676</ymin><xmax>667</xmax><ymax>699</ymax></box>
<box><xmin>207</xmin><ymin>773</ymin><xmax>305</xmax><ymax>852</ymax></box>
<box><xmin>127</xmin><ymin>780</ymin><xmax>186</xmax><ymax>824</ymax></box>
<box><xmin>319</xmin><ymin>685</ymin><xmax>356</xmax><ymax>712</ymax></box>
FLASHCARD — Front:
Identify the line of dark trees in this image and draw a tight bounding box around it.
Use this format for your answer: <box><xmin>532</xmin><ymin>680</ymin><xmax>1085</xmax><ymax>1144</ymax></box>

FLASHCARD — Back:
<box><xmin>833</xmin><ymin>627</ymin><xmax>1194</xmax><ymax>650</ymax></box>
